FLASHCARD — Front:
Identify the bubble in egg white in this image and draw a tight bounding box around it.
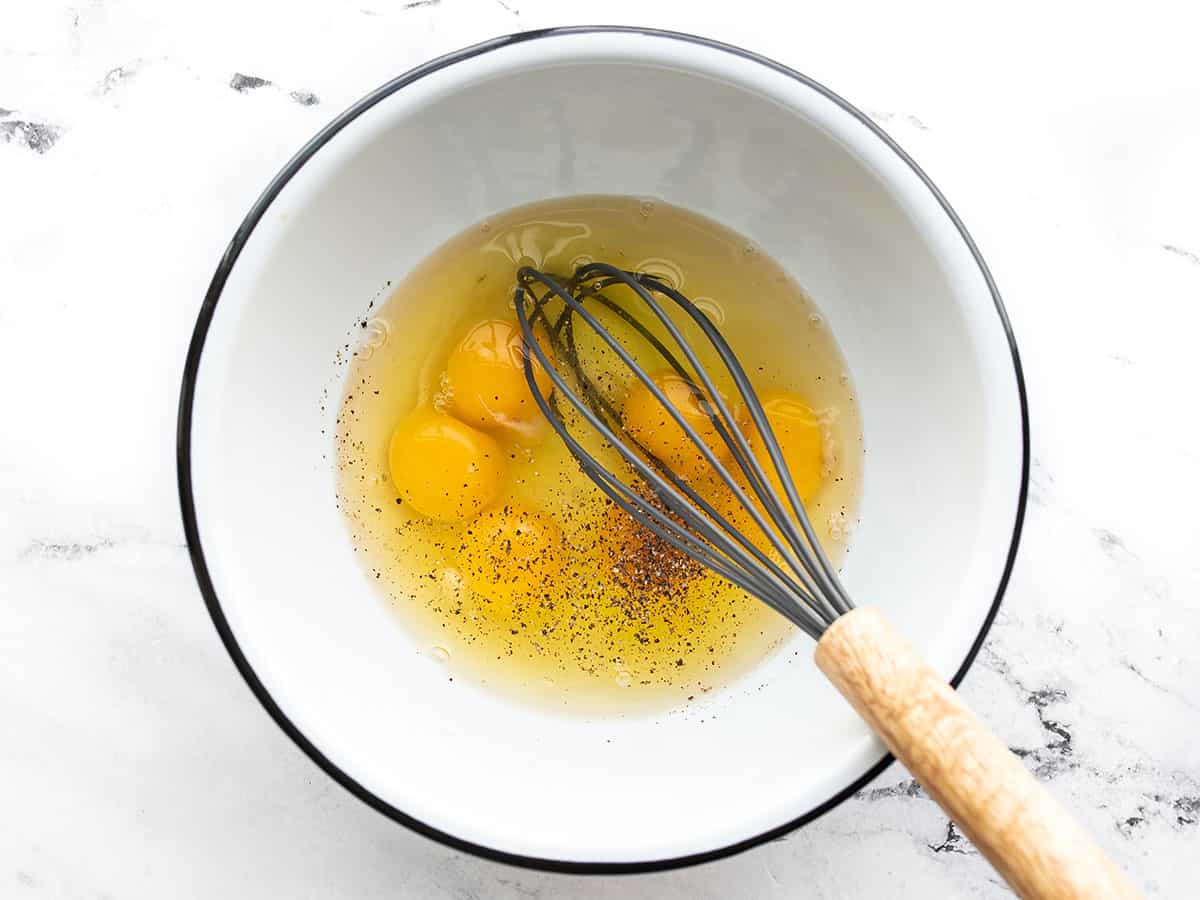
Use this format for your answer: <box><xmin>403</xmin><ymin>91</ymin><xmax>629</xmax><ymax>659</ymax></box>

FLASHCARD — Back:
<box><xmin>433</xmin><ymin>371</ymin><xmax>454</xmax><ymax>411</ymax></box>
<box><xmin>430</xmin><ymin>645</ymin><xmax>451</xmax><ymax>663</ymax></box>
<box><xmin>827</xmin><ymin>510</ymin><xmax>853</xmax><ymax>543</ymax></box>
<box><xmin>635</xmin><ymin>257</ymin><xmax>684</xmax><ymax>290</ymax></box>
<box><xmin>364</xmin><ymin>318</ymin><xmax>389</xmax><ymax>346</ymax></box>
<box><xmin>693</xmin><ymin>296</ymin><xmax>725</xmax><ymax>325</ymax></box>
<box><xmin>356</xmin><ymin>318</ymin><xmax>390</xmax><ymax>360</ymax></box>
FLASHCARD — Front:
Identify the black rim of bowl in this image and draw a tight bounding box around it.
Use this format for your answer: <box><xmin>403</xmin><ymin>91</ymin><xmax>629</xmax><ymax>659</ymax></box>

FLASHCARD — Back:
<box><xmin>177</xmin><ymin>25</ymin><xmax>1030</xmax><ymax>875</ymax></box>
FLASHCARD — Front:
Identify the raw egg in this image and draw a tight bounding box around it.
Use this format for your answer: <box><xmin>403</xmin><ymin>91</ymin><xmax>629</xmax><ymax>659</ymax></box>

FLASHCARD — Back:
<box><xmin>622</xmin><ymin>371</ymin><xmax>741</xmax><ymax>483</ymax></box>
<box><xmin>747</xmin><ymin>390</ymin><xmax>824</xmax><ymax>505</ymax></box>
<box><xmin>457</xmin><ymin>503</ymin><xmax>563</xmax><ymax>606</ymax></box>
<box><xmin>705</xmin><ymin>391</ymin><xmax>825</xmax><ymax>555</ymax></box>
<box><xmin>446</xmin><ymin>319</ymin><xmax>554</xmax><ymax>432</ymax></box>
<box><xmin>388</xmin><ymin>409</ymin><xmax>505</xmax><ymax>521</ymax></box>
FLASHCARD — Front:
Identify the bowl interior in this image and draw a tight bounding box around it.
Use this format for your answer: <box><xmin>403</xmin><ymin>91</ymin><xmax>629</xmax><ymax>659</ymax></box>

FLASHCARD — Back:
<box><xmin>186</xmin><ymin>31</ymin><xmax>1024</xmax><ymax>865</ymax></box>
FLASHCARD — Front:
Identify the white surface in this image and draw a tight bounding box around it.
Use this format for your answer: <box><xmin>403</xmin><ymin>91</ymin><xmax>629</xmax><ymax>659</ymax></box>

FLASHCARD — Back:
<box><xmin>188</xmin><ymin>30</ymin><xmax>1024</xmax><ymax>862</ymax></box>
<box><xmin>1</xmin><ymin>0</ymin><xmax>1197</xmax><ymax>896</ymax></box>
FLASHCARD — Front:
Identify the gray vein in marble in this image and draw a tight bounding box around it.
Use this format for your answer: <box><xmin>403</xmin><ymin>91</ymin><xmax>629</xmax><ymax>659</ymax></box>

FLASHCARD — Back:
<box><xmin>1162</xmin><ymin>243</ymin><xmax>1199</xmax><ymax>265</ymax></box>
<box><xmin>19</xmin><ymin>537</ymin><xmax>116</xmax><ymax>561</ymax></box>
<box><xmin>230</xmin><ymin>72</ymin><xmax>272</xmax><ymax>93</ymax></box>
<box><xmin>12</xmin><ymin>528</ymin><xmax>188</xmax><ymax>562</ymax></box>
<box><xmin>1121</xmin><ymin>660</ymin><xmax>1198</xmax><ymax>712</ymax></box>
<box><xmin>97</xmin><ymin>62</ymin><xmax>142</xmax><ymax>94</ymax></box>
<box><xmin>1027</xmin><ymin>457</ymin><xmax>1055</xmax><ymax>507</ymax></box>
<box><xmin>928</xmin><ymin>820</ymin><xmax>974</xmax><ymax>854</ymax></box>
<box><xmin>360</xmin><ymin>1</ymin><xmax>442</xmax><ymax>13</ymax></box>
<box><xmin>977</xmin><ymin>646</ymin><xmax>1075</xmax><ymax>778</ymax></box>
<box><xmin>1116</xmin><ymin>788</ymin><xmax>1200</xmax><ymax>836</ymax></box>
<box><xmin>229</xmin><ymin>72</ymin><xmax>320</xmax><ymax>106</ymax></box>
<box><xmin>857</xmin><ymin>778</ymin><xmax>923</xmax><ymax>801</ymax></box>
<box><xmin>494</xmin><ymin>0</ymin><xmax>520</xmax><ymax>16</ymax></box>
<box><xmin>760</xmin><ymin>862</ymin><xmax>782</xmax><ymax>890</ymax></box>
<box><xmin>494</xmin><ymin>877</ymin><xmax>540</xmax><ymax>898</ymax></box>
<box><xmin>865</xmin><ymin>110</ymin><xmax>930</xmax><ymax>130</ymax></box>
<box><xmin>0</xmin><ymin>116</ymin><xmax>62</xmax><ymax>153</ymax></box>
<box><xmin>850</xmin><ymin>612</ymin><xmax>1199</xmax><ymax>867</ymax></box>
<box><xmin>1176</xmin><ymin>797</ymin><xmax>1199</xmax><ymax>826</ymax></box>
<box><xmin>1024</xmin><ymin>688</ymin><xmax>1075</xmax><ymax>777</ymax></box>
<box><xmin>984</xmin><ymin>616</ymin><xmax>1200</xmax><ymax>844</ymax></box>
<box><xmin>1094</xmin><ymin>528</ymin><xmax>1134</xmax><ymax>560</ymax></box>
<box><xmin>1121</xmin><ymin>813</ymin><xmax>1147</xmax><ymax>835</ymax></box>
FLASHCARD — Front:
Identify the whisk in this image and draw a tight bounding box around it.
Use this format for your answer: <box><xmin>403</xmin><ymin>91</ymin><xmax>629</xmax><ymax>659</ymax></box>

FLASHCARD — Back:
<box><xmin>513</xmin><ymin>262</ymin><xmax>1139</xmax><ymax>900</ymax></box>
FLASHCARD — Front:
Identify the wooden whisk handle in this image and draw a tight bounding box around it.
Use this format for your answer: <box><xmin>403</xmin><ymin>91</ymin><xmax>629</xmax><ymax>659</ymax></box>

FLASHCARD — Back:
<box><xmin>814</xmin><ymin>607</ymin><xmax>1141</xmax><ymax>900</ymax></box>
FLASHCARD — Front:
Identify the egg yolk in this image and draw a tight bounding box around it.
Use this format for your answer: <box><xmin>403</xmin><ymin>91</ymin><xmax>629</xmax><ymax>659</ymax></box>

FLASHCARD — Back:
<box><xmin>622</xmin><ymin>372</ymin><xmax>741</xmax><ymax>483</ymax></box>
<box><xmin>446</xmin><ymin>319</ymin><xmax>554</xmax><ymax>432</ymax></box>
<box><xmin>747</xmin><ymin>390</ymin><xmax>824</xmax><ymax>506</ymax></box>
<box><xmin>702</xmin><ymin>392</ymin><xmax>824</xmax><ymax>559</ymax></box>
<box><xmin>388</xmin><ymin>409</ymin><xmax>505</xmax><ymax>521</ymax></box>
<box><xmin>457</xmin><ymin>503</ymin><xmax>563</xmax><ymax>606</ymax></box>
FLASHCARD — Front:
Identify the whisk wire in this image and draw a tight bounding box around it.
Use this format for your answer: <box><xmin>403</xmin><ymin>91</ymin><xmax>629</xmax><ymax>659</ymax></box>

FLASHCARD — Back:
<box><xmin>513</xmin><ymin>263</ymin><xmax>854</xmax><ymax>633</ymax></box>
<box><xmin>574</xmin><ymin>264</ymin><xmax>849</xmax><ymax>620</ymax></box>
<box><xmin>518</xmin><ymin>269</ymin><xmax>833</xmax><ymax>615</ymax></box>
<box><xmin>617</xmin><ymin>269</ymin><xmax>854</xmax><ymax>616</ymax></box>
<box><xmin>517</xmin><ymin>343</ymin><xmax>828</xmax><ymax>639</ymax></box>
<box><xmin>514</xmin><ymin>277</ymin><xmax>828</xmax><ymax>634</ymax></box>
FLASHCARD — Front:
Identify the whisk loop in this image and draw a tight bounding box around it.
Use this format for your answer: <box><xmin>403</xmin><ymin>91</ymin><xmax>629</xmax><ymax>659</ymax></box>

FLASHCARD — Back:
<box><xmin>513</xmin><ymin>262</ymin><xmax>852</xmax><ymax>640</ymax></box>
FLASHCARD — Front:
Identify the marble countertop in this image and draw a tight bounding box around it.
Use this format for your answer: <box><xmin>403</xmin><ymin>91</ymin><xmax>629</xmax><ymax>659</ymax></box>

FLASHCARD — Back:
<box><xmin>3</xmin><ymin>0</ymin><xmax>1198</xmax><ymax>896</ymax></box>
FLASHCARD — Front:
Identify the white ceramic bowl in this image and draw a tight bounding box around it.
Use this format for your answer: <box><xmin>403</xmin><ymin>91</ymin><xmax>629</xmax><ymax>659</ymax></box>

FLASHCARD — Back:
<box><xmin>179</xmin><ymin>27</ymin><xmax>1028</xmax><ymax>872</ymax></box>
